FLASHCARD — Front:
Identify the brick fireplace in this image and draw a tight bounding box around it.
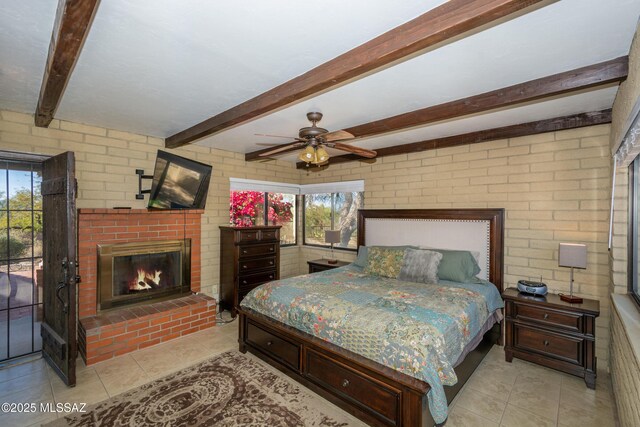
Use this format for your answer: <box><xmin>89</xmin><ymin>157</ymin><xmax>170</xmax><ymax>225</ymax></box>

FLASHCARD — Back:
<box><xmin>77</xmin><ymin>208</ymin><xmax>215</xmax><ymax>365</ymax></box>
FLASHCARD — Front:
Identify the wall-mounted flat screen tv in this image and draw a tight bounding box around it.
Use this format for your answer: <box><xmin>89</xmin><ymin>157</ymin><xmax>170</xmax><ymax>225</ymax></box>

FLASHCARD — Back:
<box><xmin>148</xmin><ymin>150</ymin><xmax>212</xmax><ymax>209</ymax></box>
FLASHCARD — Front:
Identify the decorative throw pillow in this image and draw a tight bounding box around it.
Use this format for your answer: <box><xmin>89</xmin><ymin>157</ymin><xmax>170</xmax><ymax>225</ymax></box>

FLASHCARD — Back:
<box><xmin>430</xmin><ymin>249</ymin><xmax>482</xmax><ymax>283</ymax></box>
<box><xmin>364</xmin><ymin>247</ymin><xmax>406</xmax><ymax>278</ymax></box>
<box><xmin>354</xmin><ymin>246</ymin><xmax>368</xmax><ymax>267</ymax></box>
<box><xmin>354</xmin><ymin>245</ymin><xmax>418</xmax><ymax>268</ymax></box>
<box><xmin>399</xmin><ymin>248</ymin><xmax>443</xmax><ymax>284</ymax></box>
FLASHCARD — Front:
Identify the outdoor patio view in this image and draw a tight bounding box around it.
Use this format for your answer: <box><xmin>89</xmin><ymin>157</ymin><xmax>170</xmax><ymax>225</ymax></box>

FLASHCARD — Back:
<box><xmin>0</xmin><ymin>159</ymin><xmax>43</xmax><ymax>361</ymax></box>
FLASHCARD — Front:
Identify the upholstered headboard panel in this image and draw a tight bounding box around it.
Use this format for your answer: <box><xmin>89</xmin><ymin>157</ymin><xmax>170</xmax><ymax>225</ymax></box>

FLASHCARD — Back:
<box><xmin>357</xmin><ymin>209</ymin><xmax>504</xmax><ymax>292</ymax></box>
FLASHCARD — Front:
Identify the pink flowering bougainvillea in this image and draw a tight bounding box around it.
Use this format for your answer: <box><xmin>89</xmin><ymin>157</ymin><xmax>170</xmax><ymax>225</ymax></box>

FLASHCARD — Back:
<box><xmin>230</xmin><ymin>191</ymin><xmax>293</xmax><ymax>227</ymax></box>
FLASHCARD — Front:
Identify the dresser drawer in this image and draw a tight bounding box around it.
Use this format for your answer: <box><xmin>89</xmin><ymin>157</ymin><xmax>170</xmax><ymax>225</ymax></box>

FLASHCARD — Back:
<box><xmin>239</xmin><ymin>244</ymin><xmax>277</xmax><ymax>258</ymax></box>
<box><xmin>246</xmin><ymin>322</ymin><xmax>300</xmax><ymax>370</ymax></box>
<box><xmin>260</xmin><ymin>229</ymin><xmax>280</xmax><ymax>241</ymax></box>
<box><xmin>513</xmin><ymin>303</ymin><xmax>582</xmax><ymax>332</ymax></box>
<box><xmin>305</xmin><ymin>349</ymin><xmax>400</xmax><ymax>425</ymax></box>
<box><xmin>239</xmin><ymin>270</ymin><xmax>277</xmax><ymax>290</ymax></box>
<box><xmin>238</xmin><ymin>229</ymin><xmax>260</xmax><ymax>243</ymax></box>
<box><xmin>513</xmin><ymin>324</ymin><xmax>583</xmax><ymax>365</ymax></box>
<box><xmin>239</xmin><ymin>257</ymin><xmax>276</xmax><ymax>272</ymax></box>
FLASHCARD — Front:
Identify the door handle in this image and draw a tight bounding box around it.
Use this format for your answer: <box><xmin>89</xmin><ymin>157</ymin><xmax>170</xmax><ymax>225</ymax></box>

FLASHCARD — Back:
<box><xmin>56</xmin><ymin>281</ymin><xmax>68</xmax><ymax>314</ymax></box>
<box><xmin>56</xmin><ymin>257</ymin><xmax>70</xmax><ymax>313</ymax></box>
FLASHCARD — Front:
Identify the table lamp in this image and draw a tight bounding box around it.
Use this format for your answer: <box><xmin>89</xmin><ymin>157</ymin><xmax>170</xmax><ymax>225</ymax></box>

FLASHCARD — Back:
<box><xmin>558</xmin><ymin>243</ymin><xmax>587</xmax><ymax>303</ymax></box>
<box><xmin>324</xmin><ymin>230</ymin><xmax>341</xmax><ymax>264</ymax></box>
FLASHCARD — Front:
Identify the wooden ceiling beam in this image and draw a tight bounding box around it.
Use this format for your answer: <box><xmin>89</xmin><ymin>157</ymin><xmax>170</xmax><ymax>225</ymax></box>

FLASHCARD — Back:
<box><xmin>344</xmin><ymin>57</ymin><xmax>627</xmax><ymax>138</ymax></box>
<box><xmin>296</xmin><ymin>109</ymin><xmax>612</xmax><ymax>169</ymax></box>
<box><xmin>167</xmin><ymin>0</ymin><xmax>554</xmax><ymax>148</ymax></box>
<box><xmin>35</xmin><ymin>0</ymin><xmax>100</xmax><ymax>128</ymax></box>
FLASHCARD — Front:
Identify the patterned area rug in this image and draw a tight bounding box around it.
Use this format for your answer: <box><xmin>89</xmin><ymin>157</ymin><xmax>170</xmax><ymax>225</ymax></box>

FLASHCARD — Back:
<box><xmin>46</xmin><ymin>351</ymin><xmax>359</xmax><ymax>427</ymax></box>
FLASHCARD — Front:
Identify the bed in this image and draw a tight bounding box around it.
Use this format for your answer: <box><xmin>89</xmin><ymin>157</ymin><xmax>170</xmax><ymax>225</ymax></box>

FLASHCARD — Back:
<box><xmin>237</xmin><ymin>209</ymin><xmax>504</xmax><ymax>427</ymax></box>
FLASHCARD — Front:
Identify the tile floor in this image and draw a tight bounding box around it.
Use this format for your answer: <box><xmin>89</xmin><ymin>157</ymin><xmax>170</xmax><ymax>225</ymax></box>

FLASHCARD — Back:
<box><xmin>0</xmin><ymin>320</ymin><xmax>619</xmax><ymax>427</ymax></box>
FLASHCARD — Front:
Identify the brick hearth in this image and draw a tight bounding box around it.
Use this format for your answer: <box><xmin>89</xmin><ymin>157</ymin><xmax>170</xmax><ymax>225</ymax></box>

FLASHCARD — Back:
<box><xmin>77</xmin><ymin>208</ymin><xmax>215</xmax><ymax>364</ymax></box>
<box><xmin>79</xmin><ymin>294</ymin><xmax>216</xmax><ymax>365</ymax></box>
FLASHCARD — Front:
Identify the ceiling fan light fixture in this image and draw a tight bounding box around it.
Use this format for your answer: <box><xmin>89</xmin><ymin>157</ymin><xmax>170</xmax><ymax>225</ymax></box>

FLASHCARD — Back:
<box><xmin>315</xmin><ymin>146</ymin><xmax>329</xmax><ymax>163</ymax></box>
<box><xmin>299</xmin><ymin>145</ymin><xmax>316</xmax><ymax>162</ymax></box>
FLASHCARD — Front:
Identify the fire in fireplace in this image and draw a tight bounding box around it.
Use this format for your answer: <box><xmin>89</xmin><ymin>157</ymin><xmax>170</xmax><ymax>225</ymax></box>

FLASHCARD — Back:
<box><xmin>98</xmin><ymin>240</ymin><xmax>191</xmax><ymax>310</ymax></box>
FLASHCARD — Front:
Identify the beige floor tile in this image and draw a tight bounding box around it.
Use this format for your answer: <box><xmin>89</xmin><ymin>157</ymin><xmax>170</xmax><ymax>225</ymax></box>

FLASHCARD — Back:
<box><xmin>454</xmin><ymin>387</ymin><xmax>507</xmax><ymax>423</ymax></box>
<box><xmin>473</xmin><ymin>360</ymin><xmax>519</xmax><ymax>386</ymax></box>
<box><xmin>93</xmin><ymin>354</ymin><xmax>150</xmax><ymax>397</ymax></box>
<box><xmin>558</xmin><ymin>397</ymin><xmax>617</xmax><ymax>427</ymax></box>
<box><xmin>0</xmin><ymin>369</ymin><xmax>52</xmax><ymax>401</ymax></box>
<box><xmin>465</xmin><ymin>374</ymin><xmax>514</xmax><ymax>403</ymax></box>
<box><xmin>512</xmin><ymin>371</ymin><xmax>562</xmax><ymax>401</ymax></box>
<box><xmin>448</xmin><ymin>406</ymin><xmax>499</xmax><ymax>427</ymax></box>
<box><xmin>500</xmin><ymin>403</ymin><xmax>557</xmax><ymax>427</ymax></box>
<box><xmin>0</xmin><ymin>357</ymin><xmax>47</xmax><ymax>384</ymax></box>
<box><xmin>52</xmin><ymin>375</ymin><xmax>109</xmax><ymax>407</ymax></box>
<box><xmin>508</xmin><ymin>387</ymin><xmax>559</xmax><ymax>422</ymax></box>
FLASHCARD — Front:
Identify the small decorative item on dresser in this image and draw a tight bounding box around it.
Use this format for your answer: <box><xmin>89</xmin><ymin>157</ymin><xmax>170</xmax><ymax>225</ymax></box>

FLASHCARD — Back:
<box><xmin>558</xmin><ymin>243</ymin><xmax>587</xmax><ymax>303</ymax></box>
<box><xmin>307</xmin><ymin>258</ymin><xmax>350</xmax><ymax>273</ymax></box>
<box><xmin>324</xmin><ymin>230</ymin><xmax>341</xmax><ymax>264</ymax></box>
<box><xmin>503</xmin><ymin>288</ymin><xmax>600</xmax><ymax>389</ymax></box>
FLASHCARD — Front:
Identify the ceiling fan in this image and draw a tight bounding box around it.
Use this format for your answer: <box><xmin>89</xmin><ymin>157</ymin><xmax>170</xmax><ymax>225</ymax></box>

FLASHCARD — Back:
<box><xmin>256</xmin><ymin>112</ymin><xmax>377</xmax><ymax>166</ymax></box>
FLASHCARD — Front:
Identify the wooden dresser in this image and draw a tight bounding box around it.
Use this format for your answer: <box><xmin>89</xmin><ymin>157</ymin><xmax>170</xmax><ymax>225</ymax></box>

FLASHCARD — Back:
<box><xmin>503</xmin><ymin>288</ymin><xmax>600</xmax><ymax>388</ymax></box>
<box><xmin>219</xmin><ymin>226</ymin><xmax>281</xmax><ymax>316</ymax></box>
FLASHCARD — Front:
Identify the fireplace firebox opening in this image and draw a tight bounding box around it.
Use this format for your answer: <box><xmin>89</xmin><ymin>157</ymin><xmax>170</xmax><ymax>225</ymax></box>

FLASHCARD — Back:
<box><xmin>97</xmin><ymin>240</ymin><xmax>191</xmax><ymax>310</ymax></box>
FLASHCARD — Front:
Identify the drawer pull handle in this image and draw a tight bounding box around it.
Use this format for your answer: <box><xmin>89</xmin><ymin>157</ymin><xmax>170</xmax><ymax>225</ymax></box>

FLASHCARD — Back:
<box><xmin>242</xmin><ymin>280</ymin><xmax>247</xmax><ymax>285</ymax></box>
<box><xmin>243</xmin><ymin>250</ymin><xmax>248</xmax><ymax>254</ymax></box>
<box><xmin>543</xmin><ymin>313</ymin><xmax>549</xmax><ymax>320</ymax></box>
<box><xmin>269</xmin><ymin>247</ymin><xmax>274</xmax><ymax>252</ymax></box>
<box><xmin>269</xmin><ymin>261</ymin><xmax>273</xmax><ymax>265</ymax></box>
<box><xmin>269</xmin><ymin>275</ymin><xmax>274</xmax><ymax>279</ymax></box>
<box><xmin>243</xmin><ymin>265</ymin><xmax>247</xmax><ymax>269</ymax></box>
<box><xmin>266</xmin><ymin>341</ymin><xmax>273</xmax><ymax>347</ymax></box>
<box><xmin>543</xmin><ymin>340</ymin><xmax>549</xmax><ymax>346</ymax></box>
<box><xmin>342</xmin><ymin>379</ymin><xmax>350</xmax><ymax>388</ymax></box>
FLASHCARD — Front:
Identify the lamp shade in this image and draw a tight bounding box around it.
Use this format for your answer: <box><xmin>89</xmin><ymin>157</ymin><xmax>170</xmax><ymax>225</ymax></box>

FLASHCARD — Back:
<box><xmin>558</xmin><ymin>243</ymin><xmax>587</xmax><ymax>269</ymax></box>
<box><xmin>325</xmin><ymin>230</ymin><xmax>341</xmax><ymax>244</ymax></box>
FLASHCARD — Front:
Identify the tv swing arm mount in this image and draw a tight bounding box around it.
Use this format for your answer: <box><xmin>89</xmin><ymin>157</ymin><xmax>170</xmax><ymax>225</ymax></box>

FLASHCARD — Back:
<box><xmin>135</xmin><ymin>169</ymin><xmax>154</xmax><ymax>200</ymax></box>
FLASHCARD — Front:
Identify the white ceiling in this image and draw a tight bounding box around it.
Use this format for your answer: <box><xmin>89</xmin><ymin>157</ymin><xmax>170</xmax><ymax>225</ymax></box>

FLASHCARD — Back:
<box><xmin>0</xmin><ymin>0</ymin><xmax>639</xmax><ymax>163</ymax></box>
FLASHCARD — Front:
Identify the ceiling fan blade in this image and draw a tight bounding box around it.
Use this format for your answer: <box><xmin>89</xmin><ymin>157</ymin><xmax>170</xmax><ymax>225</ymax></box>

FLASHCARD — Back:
<box><xmin>259</xmin><ymin>142</ymin><xmax>305</xmax><ymax>157</ymax></box>
<box><xmin>323</xmin><ymin>130</ymin><xmax>355</xmax><ymax>142</ymax></box>
<box><xmin>329</xmin><ymin>142</ymin><xmax>377</xmax><ymax>158</ymax></box>
<box><xmin>255</xmin><ymin>133</ymin><xmax>307</xmax><ymax>143</ymax></box>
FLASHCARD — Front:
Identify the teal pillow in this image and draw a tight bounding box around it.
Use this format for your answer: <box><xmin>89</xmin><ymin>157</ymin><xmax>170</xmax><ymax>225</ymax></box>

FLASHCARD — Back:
<box><xmin>431</xmin><ymin>249</ymin><xmax>481</xmax><ymax>283</ymax></box>
<box><xmin>354</xmin><ymin>246</ymin><xmax>368</xmax><ymax>267</ymax></box>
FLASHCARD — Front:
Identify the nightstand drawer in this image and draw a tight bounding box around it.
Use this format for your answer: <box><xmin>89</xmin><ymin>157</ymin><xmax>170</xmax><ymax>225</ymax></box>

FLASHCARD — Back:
<box><xmin>513</xmin><ymin>324</ymin><xmax>583</xmax><ymax>365</ymax></box>
<box><xmin>514</xmin><ymin>303</ymin><xmax>582</xmax><ymax>332</ymax></box>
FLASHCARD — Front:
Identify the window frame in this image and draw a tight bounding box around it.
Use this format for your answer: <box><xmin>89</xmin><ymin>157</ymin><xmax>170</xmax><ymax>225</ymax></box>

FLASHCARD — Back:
<box><xmin>229</xmin><ymin>190</ymin><xmax>297</xmax><ymax>247</ymax></box>
<box><xmin>301</xmin><ymin>192</ymin><xmax>361</xmax><ymax>252</ymax></box>
<box><xmin>629</xmin><ymin>157</ymin><xmax>640</xmax><ymax>306</ymax></box>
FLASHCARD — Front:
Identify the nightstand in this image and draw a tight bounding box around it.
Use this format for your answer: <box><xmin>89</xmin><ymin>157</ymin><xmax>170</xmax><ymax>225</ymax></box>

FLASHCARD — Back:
<box><xmin>502</xmin><ymin>288</ymin><xmax>600</xmax><ymax>389</ymax></box>
<box><xmin>307</xmin><ymin>258</ymin><xmax>350</xmax><ymax>273</ymax></box>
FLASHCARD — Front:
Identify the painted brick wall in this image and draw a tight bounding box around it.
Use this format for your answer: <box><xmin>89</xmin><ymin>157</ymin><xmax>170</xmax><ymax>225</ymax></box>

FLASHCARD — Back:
<box><xmin>610</xmin><ymin>298</ymin><xmax>640</xmax><ymax>427</ymax></box>
<box><xmin>0</xmin><ymin>109</ymin><xmax>301</xmax><ymax>299</ymax></box>
<box><xmin>300</xmin><ymin>125</ymin><xmax>613</xmax><ymax>367</ymax></box>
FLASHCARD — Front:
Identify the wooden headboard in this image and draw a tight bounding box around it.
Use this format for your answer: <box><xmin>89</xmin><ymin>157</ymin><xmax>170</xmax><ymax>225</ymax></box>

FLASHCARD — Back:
<box><xmin>357</xmin><ymin>209</ymin><xmax>505</xmax><ymax>293</ymax></box>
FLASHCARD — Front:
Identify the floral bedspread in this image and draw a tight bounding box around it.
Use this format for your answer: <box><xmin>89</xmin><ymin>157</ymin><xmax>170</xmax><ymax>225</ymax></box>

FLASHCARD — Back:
<box><xmin>240</xmin><ymin>265</ymin><xmax>503</xmax><ymax>424</ymax></box>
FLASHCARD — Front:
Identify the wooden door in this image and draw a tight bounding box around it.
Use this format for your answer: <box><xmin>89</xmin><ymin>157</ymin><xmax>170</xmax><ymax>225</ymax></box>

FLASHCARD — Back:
<box><xmin>41</xmin><ymin>152</ymin><xmax>77</xmax><ymax>386</ymax></box>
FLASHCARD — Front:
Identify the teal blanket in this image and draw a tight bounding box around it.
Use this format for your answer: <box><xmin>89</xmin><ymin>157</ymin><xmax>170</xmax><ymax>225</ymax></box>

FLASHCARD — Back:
<box><xmin>240</xmin><ymin>265</ymin><xmax>503</xmax><ymax>424</ymax></box>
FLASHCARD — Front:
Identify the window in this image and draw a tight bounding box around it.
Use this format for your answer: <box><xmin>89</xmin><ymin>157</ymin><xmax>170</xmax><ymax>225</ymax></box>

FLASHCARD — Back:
<box><xmin>630</xmin><ymin>157</ymin><xmax>640</xmax><ymax>305</ymax></box>
<box><xmin>229</xmin><ymin>179</ymin><xmax>299</xmax><ymax>246</ymax></box>
<box><xmin>303</xmin><ymin>191</ymin><xmax>363</xmax><ymax>250</ymax></box>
